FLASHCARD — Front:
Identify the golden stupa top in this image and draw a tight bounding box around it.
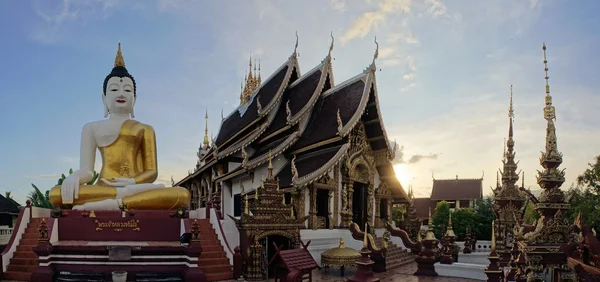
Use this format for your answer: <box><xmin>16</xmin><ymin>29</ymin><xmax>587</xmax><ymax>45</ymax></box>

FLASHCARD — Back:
<box><xmin>114</xmin><ymin>43</ymin><xmax>125</xmax><ymax>67</ymax></box>
<box><xmin>321</xmin><ymin>237</ymin><xmax>361</xmax><ymax>259</ymax></box>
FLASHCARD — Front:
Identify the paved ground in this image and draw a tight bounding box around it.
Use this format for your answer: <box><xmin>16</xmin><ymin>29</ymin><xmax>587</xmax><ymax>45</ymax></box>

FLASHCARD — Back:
<box><xmin>2</xmin><ymin>263</ymin><xmax>483</xmax><ymax>282</ymax></box>
<box><xmin>258</xmin><ymin>262</ymin><xmax>483</xmax><ymax>282</ymax></box>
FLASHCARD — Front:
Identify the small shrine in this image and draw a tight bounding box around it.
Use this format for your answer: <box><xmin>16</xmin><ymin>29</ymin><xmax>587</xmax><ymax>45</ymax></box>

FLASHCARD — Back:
<box><xmin>230</xmin><ymin>153</ymin><xmax>308</xmax><ymax>280</ymax></box>
<box><xmin>491</xmin><ymin>84</ymin><xmax>527</xmax><ymax>267</ymax></box>
<box><xmin>268</xmin><ymin>240</ymin><xmax>320</xmax><ymax>282</ymax></box>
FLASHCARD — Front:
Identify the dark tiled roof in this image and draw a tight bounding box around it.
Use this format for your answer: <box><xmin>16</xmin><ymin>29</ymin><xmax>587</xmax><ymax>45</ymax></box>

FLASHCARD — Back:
<box><xmin>263</xmin><ymin>68</ymin><xmax>323</xmax><ymax>138</ymax></box>
<box><xmin>277</xmin><ymin>145</ymin><xmax>346</xmax><ymax>187</ymax></box>
<box><xmin>276</xmin><ymin>248</ymin><xmax>319</xmax><ymax>272</ymax></box>
<box><xmin>0</xmin><ymin>194</ymin><xmax>20</xmax><ymax>214</ymax></box>
<box><xmin>292</xmin><ymin>79</ymin><xmax>367</xmax><ymax>151</ymax></box>
<box><xmin>215</xmin><ymin>65</ymin><xmax>290</xmax><ymax>147</ymax></box>
<box><xmin>430</xmin><ymin>178</ymin><xmax>483</xmax><ymax>200</ymax></box>
<box><xmin>413</xmin><ymin>198</ymin><xmax>436</xmax><ymax>219</ymax></box>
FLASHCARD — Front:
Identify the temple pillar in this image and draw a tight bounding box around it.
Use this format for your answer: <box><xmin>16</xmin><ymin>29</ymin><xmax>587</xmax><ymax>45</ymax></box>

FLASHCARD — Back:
<box><xmin>341</xmin><ymin>182</ymin><xmax>354</xmax><ymax>228</ymax></box>
<box><xmin>328</xmin><ymin>190</ymin><xmax>333</xmax><ymax>229</ymax></box>
<box><xmin>309</xmin><ymin>186</ymin><xmax>318</xmax><ymax>230</ymax></box>
<box><xmin>375</xmin><ymin>197</ymin><xmax>381</xmax><ymax>228</ymax></box>
<box><xmin>368</xmin><ymin>183</ymin><xmax>374</xmax><ymax>233</ymax></box>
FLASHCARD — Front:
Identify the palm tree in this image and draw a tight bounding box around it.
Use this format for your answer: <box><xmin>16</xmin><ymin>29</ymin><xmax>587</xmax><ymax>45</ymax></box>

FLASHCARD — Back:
<box><xmin>28</xmin><ymin>168</ymin><xmax>99</xmax><ymax>208</ymax></box>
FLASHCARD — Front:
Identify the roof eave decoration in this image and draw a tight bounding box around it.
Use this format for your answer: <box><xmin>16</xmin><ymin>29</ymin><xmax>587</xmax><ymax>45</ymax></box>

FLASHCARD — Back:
<box><xmin>288</xmin><ymin>58</ymin><xmax>332</xmax><ymax>126</ymax></box>
<box><xmin>336</xmin><ymin>37</ymin><xmax>380</xmax><ymax>139</ymax></box>
<box><xmin>244</xmin><ymin>131</ymin><xmax>300</xmax><ymax>169</ymax></box>
<box><xmin>293</xmin><ymin>143</ymin><xmax>350</xmax><ymax>187</ymax></box>
<box><xmin>257</xmin><ymin>37</ymin><xmax>301</xmax><ymax>118</ymax></box>
<box><xmin>214</xmin><ymin>38</ymin><xmax>300</xmax><ymax>152</ymax></box>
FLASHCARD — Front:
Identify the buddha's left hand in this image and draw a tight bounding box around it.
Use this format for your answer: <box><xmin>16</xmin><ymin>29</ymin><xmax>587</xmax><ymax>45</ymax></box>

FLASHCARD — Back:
<box><xmin>101</xmin><ymin>178</ymin><xmax>136</xmax><ymax>187</ymax></box>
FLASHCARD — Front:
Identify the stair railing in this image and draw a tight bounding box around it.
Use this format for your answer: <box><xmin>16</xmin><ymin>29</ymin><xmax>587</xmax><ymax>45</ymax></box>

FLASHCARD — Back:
<box><xmin>0</xmin><ymin>200</ymin><xmax>31</xmax><ymax>277</ymax></box>
<box><xmin>207</xmin><ymin>201</ymin><xmax>243</xmax><ymax>278</ymax></box>
<box><xmin>349</xmin><ymin>222</ymin><xmax>387</xmax><ymax>272</ymax></box>
<box><xmin>384</xmin><ymin>220</ymin><xmax>422</xmax><ymax>255</ymax></box>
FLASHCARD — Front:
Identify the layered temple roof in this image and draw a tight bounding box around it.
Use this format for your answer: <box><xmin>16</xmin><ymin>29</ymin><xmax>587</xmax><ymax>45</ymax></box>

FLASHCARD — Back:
<box><xmin>430</xmin><ymin>176</ymin><xmax>483</xmax><ymax>201</ymax></box>
<box><xmin>178</xmin><ymin>36</ymin><xmax>406</xmax><ymax>201</ymax></box>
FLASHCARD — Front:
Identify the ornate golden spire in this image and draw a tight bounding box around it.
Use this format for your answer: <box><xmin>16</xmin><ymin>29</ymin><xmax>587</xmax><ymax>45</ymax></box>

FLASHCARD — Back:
<box><xmin>203</xmin><ymin>108</ymin><xmax>210</xmax><ymax>147</ymax></box>
<box><xmin>240</xmin><ymin>53</ymin><xmax>261</xmax><ymax>104</ymax></box>
<box><xmin>114</xmin><ymin>42</ymin><xmax>125</xmax><ymax>67</ymax></box>
<box><xmin>542</xmin><ymin>43</ymin><xmax>556</xmax><ymax>122</ymax></box>
<box><xmin>258</xmin><ymin>59</ymin><xmax>262</xmax><ymax>84</ymax></box>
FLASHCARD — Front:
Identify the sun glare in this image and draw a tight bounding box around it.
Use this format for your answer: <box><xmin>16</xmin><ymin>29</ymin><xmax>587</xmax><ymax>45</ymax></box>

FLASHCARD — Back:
<box><xmin>393</xmin><ymin>164</ymin><xmax>412</xmax><ymax>187</ymax></box>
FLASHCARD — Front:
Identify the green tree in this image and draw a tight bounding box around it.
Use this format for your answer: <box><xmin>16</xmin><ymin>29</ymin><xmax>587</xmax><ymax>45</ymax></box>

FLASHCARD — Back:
<box><xmin>570</xmin><ymin>155</ymin><xmax>600</xmax><ymax>231</ymax></box>
<box><xmin>576</xmin><ymin>155</ymin><xmax>600</xmax><ymax>195</ymax></box>
<box><xmin>391</xmin><ymin>204</ymin><xmax>406</xmax><ymax>224</ymax></box>
<box><xmin>522</xmin><ymin>201</ymin><xmax>540</xmax><ymax>225</ymax></box>
<box><xmin>28</xmin><ymin>168</ymin><xmax>99</xmax><ymax>208</ymax></box>
<box><xmin>432</xmin><ymin>201</ymin><xmax>450</xmax><ymax>238</ymax></box>
<box><xmin>451</xmin><ymin>208</ymin><xmax>479</xmax><ymax>240</ymax></box>
<box><xmin>474</xmin><ymin>198</ymin><xmax>495</xmax><ymax>240</ymax></box>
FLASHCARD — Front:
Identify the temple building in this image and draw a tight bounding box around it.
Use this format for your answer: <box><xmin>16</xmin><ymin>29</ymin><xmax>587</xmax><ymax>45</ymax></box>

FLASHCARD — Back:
<box><xmin>413</xmin><ymin>174</ymin><xmax>484</xmax><ymax>223</ymax></box>
<box><xmin>175</xmin><ymin>36</ymin><xmax>411</xmax><ymax>278</ymax></box>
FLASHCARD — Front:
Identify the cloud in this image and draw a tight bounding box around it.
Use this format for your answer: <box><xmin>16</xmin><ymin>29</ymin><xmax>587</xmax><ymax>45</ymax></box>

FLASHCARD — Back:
<box><xmin>341</xmin><ymin>0</ymin><xmax>412</xmax><ymax>43</ymax></box>
<box><xmin>425</xmin><ymin>0</ymin><xmax>447</xmax><ymax>17</ymax></box>
<box><xmin>403</xmin><ymin>73</ymin><xmax>415</xmax><ymax>80</ymax></box>
<box><xmin>31</xmin><ymin>0</ymin><xmax>79</xmax><ymax>44</ymax></box>
<box><xmin>400</xmin><ymin>83</ymin><xmax>416</xmax><ymax>92</ymax></box>
<box><xmin>328</xmin><ymin>0</ymin><xmax>347</xmax><ymax>11</ymax></box>
<box><xmin>407</xmin><ymin>153</ymin><xmax>439</xmax><ymax>164</ymax></box>
<box><xmin>389</xmin><ymin>32</ymin><xmax>420</xmax><ymax>45</ymax></box>
<box><xmin>24</xmin><ymin>174</ymin><xmax>61</xmax><ymax>180</ymax></box>
<box><xmin>391</xmin><ymin>142</ymin><xmax>440</xmax><ymax>165</ymax></box>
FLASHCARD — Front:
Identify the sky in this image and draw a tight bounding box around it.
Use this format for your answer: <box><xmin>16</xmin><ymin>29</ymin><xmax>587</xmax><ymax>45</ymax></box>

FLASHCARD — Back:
<box><xmin>0</xmin><ymin>0</ymin><xmax>599</xmax><ymax>205</ymax></box>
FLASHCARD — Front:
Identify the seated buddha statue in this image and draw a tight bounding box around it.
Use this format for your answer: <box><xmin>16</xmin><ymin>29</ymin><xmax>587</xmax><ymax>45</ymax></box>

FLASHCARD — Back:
<box><xmin>49</xmin><ymin>43</ymin><xmax>191</xmax><ymax>211</ymax></box>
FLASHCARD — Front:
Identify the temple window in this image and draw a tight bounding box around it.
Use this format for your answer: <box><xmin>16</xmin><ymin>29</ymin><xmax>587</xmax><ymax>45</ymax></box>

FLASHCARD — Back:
<box><xmin>284</xmin><ymin>193</ymin><xmax>291</xmax><ymax>205</ymax></box>
<box><xmin>233</xmin><ymin>193</ymin><xmax>242</xmax><ymax>217</ymax></box>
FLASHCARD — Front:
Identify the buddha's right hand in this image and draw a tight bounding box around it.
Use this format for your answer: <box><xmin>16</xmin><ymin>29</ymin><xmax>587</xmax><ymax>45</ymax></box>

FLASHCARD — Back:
<box><xmin>61</xmin><ymin>173</ymin><xmax>80</xmax><ymax>205</ymax></box>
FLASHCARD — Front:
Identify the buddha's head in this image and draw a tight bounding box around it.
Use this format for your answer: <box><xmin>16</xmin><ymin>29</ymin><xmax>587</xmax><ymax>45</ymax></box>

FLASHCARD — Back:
<box><xmin>102</xmin><ymin>43</ymin><xmax>137</xmax><ymax>118</ymax></box>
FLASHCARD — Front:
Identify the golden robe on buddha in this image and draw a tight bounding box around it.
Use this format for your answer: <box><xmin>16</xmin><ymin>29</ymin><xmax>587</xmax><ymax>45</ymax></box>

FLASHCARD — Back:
<box><xmin>49</xmin><ymin>120</ymin><xmax>190</xmax><ymax>210</ymax></box>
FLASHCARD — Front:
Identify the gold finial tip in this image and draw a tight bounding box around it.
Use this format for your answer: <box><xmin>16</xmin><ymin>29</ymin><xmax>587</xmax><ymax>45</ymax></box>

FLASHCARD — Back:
<box><xmin>114</xmin><ymin>42</ymin><xmax>125</xmax><ymax>67</ymax></box>
<box><xmin>542</xmin><ymin>42</ymin><xmax>546</xmax><ymax>49</ymax></box>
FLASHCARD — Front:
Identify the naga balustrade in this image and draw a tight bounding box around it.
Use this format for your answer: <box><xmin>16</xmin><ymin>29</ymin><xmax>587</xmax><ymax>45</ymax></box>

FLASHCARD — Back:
<box><xmin>383</xmin><ymin>221</ymin><xmax>421</xmax><ymax>255</ymax></box>
<box><xmin>349</xmin><ymin>223</ymin><xmax>387</xmax><ymax>272</ymax></box>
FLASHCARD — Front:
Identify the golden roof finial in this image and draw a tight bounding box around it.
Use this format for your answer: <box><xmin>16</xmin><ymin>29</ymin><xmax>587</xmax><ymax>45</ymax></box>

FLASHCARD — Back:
<box><xmin>268</xmin><ymin>150</ymin><xmax>273</xmax><ymax>169</ymax></box>
<box><xmin>509</xmin><ymin>85</ymin><xmax>514</xmax><ymax>119</ymax></box>
<box><xmin>372</xmin><ymin>36</ymin><xmax>379</xmax><ymax>65</ymax></box>
<box><xmin>114</xmin><ymin>42</ymin><xmax>125</xmax><ymax>67</ymax></box>
<box><xmin>244</xmin><ymin>194</ymin><xmax>249</xmax><ymax>215</ymax></box>
<box><xmin>258</xmin><ymin>59</ymin><xmax>262</xmax><ymax>84</ymax></box>
<box><xmin>328</xmin><ymin>31</ymin><xmax>334</xmax><ymax>57</ymax></box>
<box><xmin>294</xmin><ymin>31</ymin><xmax>299</xmax><ymax>55</ymax></box>
<box><xmin>203</xmin><ymin>108</ymin><xmax>210</xmax><ymax>147</ymax></box>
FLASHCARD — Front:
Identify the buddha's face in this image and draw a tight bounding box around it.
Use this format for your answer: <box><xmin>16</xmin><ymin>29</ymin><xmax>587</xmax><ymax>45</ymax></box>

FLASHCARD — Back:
<box><xmin>104</xmin><ymin>76</ymin><xmax>135</xmax><ymax>115</ymax></box>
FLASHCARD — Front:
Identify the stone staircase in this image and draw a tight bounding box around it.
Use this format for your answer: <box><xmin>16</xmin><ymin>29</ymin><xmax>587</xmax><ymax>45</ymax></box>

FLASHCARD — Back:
<box><xmin>3</xmin><ymin>217</ymin><xmax>41</xmax><ymax>281</ymax></box>
<box><xmin>374</xmin><ymin>237</ymin><xmax>415</xmax><ymax>271</ymax></box>
<box><xmin>196</xmin><ymin>219</ymin><xmax>234</xmax><ymax>281</ymax></box>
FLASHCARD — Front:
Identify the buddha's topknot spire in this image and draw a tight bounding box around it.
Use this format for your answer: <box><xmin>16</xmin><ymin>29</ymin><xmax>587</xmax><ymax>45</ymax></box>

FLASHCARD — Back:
<box><xmin>114</xmin><ymin>43</ymin><xmax>125</xmax><ymax>67</ymax></box>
